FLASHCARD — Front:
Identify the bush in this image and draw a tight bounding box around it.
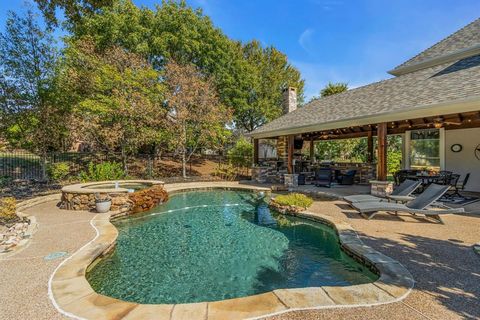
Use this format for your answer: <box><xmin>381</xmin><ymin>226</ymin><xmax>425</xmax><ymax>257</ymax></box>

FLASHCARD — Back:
<box><xmin>0</xmin><ymin>175</ymin><xmax>12</xmax><ymax>187</ymax></box>
<box><xmin>227</xmin><ymin>137</ymin><xmax>253</xmax><ymax>168</ymax></box>
<box><xmin>274</xmin><ymin>193</ymin><xmax>313</xmax><ymax>209</ymax></box>
<box><xmin>47</xmin><ymin>162</ymin><xmax>70</xmax><ymax>181</ymax></box>
<box><xmin>0</xmin><ymin>197</ymin><xmax>17</xmax><ymax>221</ymax></box>
<box><xmin>387</xmin><ymin>150</ymin><xmax>402</xmax><ymax>174</ymax></box>
<box><xmin>79</xmin><ymin>161</ymin><xmax>126</xmax><ymax>182</ymax></box>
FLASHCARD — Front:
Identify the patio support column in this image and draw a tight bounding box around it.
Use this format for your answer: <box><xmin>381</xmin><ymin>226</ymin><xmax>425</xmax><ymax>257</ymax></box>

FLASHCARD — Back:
<box><xmin>377</xmin><ymin>122</ymin><xmax>388</xmax><ymax>181</ymax></box>
<box><xmin>253</xmin><ymin>138</ymin><xmax>259</xmax><ymax>165</ymax></box>
<box><xmin>367</xmin><ymin>130</ymin><xmax>374</xmax><ymax>163</ymax></box>
<box><xmin>287</xmin><ymin>135</ymin><xmax>294</xmax><ymax>174</ymax></box>
<box><xmin>309</xmin><ymin>140</ymin><xmax>315</xmax><ymax>162</ymax></box>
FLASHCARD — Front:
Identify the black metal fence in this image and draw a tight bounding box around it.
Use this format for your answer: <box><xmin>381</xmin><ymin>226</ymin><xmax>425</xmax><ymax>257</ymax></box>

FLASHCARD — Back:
<box><xmin>0</xmin><ymin>151</ymin><xmax>252</xmax><ymax>182</ymax></box>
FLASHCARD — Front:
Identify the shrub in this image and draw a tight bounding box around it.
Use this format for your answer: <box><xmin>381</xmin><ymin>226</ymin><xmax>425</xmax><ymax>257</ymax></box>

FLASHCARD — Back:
<box><xmin>213</xmin><ymin>162</ymin><xmax>237</xmax><ymax>181</ymax></box>
<box><xmin>387</xmin><ymin>150</ymin><xmax>402</xmax><ymax>174</ymax></box>
<box><xmin>274</xmin><ymin>193</ymin><xmax>313</xmax><ymax>209</ymax></box>
<box><xmin>0</xmin><ymin>197</ymin><xmax>17</xmax><ymax>221</ymax></box>
<box><xmin>47</xmin><ymin>162</ymin><xmax>71</xmax><ymax>181</ymax></box>
<box><xmin>79</xmin><ymin>161</ymin><xmax>126</xmax><ymax>182</ymax></box>
<box><xmin>227</xmin><ymin>137</ymin><xmax>253</xmax><ymax>168</ymax></box>
<box><xmin>0</xmin><ymin>175</ymin><xmax>12</xmax><ymax>187</ymax></box>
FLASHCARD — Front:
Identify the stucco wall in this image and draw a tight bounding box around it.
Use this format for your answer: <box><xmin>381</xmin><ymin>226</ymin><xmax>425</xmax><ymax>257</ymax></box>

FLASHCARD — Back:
<box><xmin>445</xmin><ymin>128</ymin><xmax>480</xmax><ymax>192</ymax></box>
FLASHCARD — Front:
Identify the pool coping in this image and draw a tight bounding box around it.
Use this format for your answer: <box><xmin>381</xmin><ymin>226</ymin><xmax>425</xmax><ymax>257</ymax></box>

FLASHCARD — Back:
<box><xmin>61</xmin><ymin>180</ymin><xmax>165</xmax><ymax>194</ymax></box>
<box><xmin>49</xmin><ymin>183</ymin><xmax>414</xmax><ymax>320</ymax></box>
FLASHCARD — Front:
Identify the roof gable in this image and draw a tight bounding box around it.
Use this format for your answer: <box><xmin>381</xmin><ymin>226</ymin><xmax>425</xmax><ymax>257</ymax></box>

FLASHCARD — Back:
<box><xmin>249</xmin><ymin>55</ymin><xmax>480</xmax><ymax>138</ymax></box>
<box><xmin>389</xmin><ymin>18</ymin><xmax>480</xmax><ymax>76</ymax></box>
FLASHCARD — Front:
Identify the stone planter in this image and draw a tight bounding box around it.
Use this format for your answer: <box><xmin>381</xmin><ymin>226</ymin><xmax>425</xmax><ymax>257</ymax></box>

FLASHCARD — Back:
<box><xmin>268</xmin><ymin>198</ymin><xmax>304</xmax><ymax>215</ymax></box>
<box><xmin>95</xmin><ymin>200</ymin><xmax>112</xmax><ymax>213</ymax></box>
<box><xmin>369</xmin><ymin>180</ymin><xmax>394</xmax><ymax>197</ymax></box>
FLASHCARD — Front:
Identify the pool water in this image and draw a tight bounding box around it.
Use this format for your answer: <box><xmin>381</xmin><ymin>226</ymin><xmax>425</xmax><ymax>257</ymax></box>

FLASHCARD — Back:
<box><xmin>86</xmin><ymin>183</ymin><xmax>150</xmax><ymax>191</ymax></box>
<box><xmin>87</xmin><ymin>190</ymin><xmax>377</xmax><ymax>304</ymax></box>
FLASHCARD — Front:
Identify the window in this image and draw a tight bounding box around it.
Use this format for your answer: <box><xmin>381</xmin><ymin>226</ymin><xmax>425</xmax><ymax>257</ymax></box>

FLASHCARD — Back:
<box><xmin>409</xmin><ymin>129</ymin><xmax>440</xmax><ymax>169</ymax></box>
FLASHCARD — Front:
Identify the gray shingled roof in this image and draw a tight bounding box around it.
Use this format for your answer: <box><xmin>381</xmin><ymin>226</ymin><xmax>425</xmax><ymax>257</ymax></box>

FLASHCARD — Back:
<box><xmin>250</xmin><ymin>54</ymin><xmax>480</xmax><ymax>138</ymax></box>
<box><xmin>392</xmin><ymin>18</ymin><xmax>480</xmax><ymax>71</ymax></box>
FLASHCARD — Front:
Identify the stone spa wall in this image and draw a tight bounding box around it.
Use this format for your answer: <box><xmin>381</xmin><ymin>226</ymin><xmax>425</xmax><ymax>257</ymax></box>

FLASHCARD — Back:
<box><xmin>60</xmin><ymin>184</ymin><xmax>168</xmax><ymax>213</ymax></box>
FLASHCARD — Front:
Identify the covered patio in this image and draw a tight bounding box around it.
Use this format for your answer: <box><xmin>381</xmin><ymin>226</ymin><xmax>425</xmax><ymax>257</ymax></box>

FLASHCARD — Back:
<box><xmin>248</xmin><ymin>19</ymin><xmax>480</xmax><ymax>198</ymax></box>
<box><xmin>250</xmin><ymin>107</ymin><xmax>480</xmax><ymax>197</ymax></box>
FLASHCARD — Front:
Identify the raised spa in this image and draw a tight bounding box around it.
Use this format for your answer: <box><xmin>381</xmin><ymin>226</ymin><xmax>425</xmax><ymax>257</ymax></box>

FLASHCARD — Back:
<box><xmin>87</xmin><ymin>190</ymin><xmax>378</xmax><ymax>304</ymax></box>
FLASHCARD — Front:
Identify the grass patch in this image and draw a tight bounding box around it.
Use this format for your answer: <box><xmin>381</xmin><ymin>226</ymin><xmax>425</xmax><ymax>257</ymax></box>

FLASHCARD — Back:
<box><xmin>274</xmin><ymin>193</ymin><xmax>313</xmax><ymax>209</ymax></box>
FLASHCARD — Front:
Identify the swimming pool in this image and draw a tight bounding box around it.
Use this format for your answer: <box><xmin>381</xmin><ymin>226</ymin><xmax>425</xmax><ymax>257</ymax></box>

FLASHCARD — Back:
<box><xmin>87</xmin><ymin>190</ymin><xmax>378</xmax><ymax>304</ymax></box>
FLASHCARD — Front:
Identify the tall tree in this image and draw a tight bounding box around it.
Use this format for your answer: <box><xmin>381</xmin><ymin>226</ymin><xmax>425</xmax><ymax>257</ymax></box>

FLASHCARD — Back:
<box><xmin>164</xmin><ymin>60</ymin><xmax>231</xmax><ymax>178</ymax></box>
<box><xmin>320</xmin><ymin>82</ymin><xmax>348</xmax><ymax>97</ymax></box>
<box><xmin>62</xmin><ymin>38</ymin><xmax>166</xmax><ymax>171</ymax></box>
<box><xmin>73</xmin><ymin>0</ymin><xmax>304</xmax><ymax>133</ymax></box>
<box><xmin>0</xmin><ymin>10</ymin><xmax>66</xmax><ymax>154</ymax></box>
<box><xmin>34</xmin><ymin>0</ymin><xmax>114</xmax><ymax>27</ymax></box>
<box><xmin>232</xmin><ymin>40</ymin><xmax>304</xmax><ymax>132</ymax></box>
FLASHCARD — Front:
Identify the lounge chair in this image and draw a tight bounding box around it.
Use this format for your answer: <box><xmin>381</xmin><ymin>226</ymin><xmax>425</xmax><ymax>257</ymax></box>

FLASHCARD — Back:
<box><xmin>350</xmin><ymin>184</ymin><xmax>464</xmax><ymax>223</ymax></box>
<box><xmin>343</xmin><ymin>179</ymin><xmax>421</xmax><ymax>204</ymax></box>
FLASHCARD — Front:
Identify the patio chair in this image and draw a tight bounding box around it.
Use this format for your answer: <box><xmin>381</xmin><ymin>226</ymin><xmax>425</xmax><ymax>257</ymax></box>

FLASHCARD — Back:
<box><xmin>337</xmin><ymin>169</ymin><xmax>356</xmax><ymax>185</ymax></box>
<box><xmin>435</xmin><ymin>171</ymin><xmax>453</xmax><ymax>185</ymax></box>
<box><xmin>446</xmin><ymin>173</ymin><xmax>470</xmax><ymax>199</ymax></box>
<box><xmin>350</xmin><ymin>184</ymin><xmax>464</xmax><ymax>223</ymax></box>
<box><xmin>314</xmin><ymin>168</ymin><xmax>333</xmax><ymax>188</ymax></box>
<box><xmin>343</xmin><ymin>179</ymin><xmax>421</xmax><ymax>204</ymax></box>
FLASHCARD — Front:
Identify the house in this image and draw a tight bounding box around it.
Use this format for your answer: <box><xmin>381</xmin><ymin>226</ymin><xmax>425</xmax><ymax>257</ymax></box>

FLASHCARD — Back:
<box><xmin>248</xmin><ymin>18</ymin><xmax>480</xmax><ymax>192</ymax></box>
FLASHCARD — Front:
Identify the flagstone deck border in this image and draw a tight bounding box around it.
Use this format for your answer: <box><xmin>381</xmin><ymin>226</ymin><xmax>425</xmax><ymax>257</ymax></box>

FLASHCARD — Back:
<box><xmin>49</xmin><ymin>182</ymin><xmax>414</xmax><ymax>320</ymax></box>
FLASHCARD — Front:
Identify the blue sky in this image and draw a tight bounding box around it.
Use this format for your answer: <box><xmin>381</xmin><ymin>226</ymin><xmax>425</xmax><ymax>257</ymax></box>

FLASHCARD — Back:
<box><xmin>1</xmin><ymin>0</ymin><xmax>479</xmax><ymax>100</ymax></box>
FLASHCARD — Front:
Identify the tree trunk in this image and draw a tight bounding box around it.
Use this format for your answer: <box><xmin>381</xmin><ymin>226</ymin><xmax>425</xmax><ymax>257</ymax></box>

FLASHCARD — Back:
<box><xmin>121</xmin><ymin>145</ymin><xmax>128</xmax><ymax>175</ymax></box>
<box><xmin>181</xmin><ymin>124</ymin><xmax>187</xmax><ymax>179</ymax></box>
<box><xmin>182</xmin><ymin>148</ymin><xmax>187</xmax><ymax>179</ymax></box>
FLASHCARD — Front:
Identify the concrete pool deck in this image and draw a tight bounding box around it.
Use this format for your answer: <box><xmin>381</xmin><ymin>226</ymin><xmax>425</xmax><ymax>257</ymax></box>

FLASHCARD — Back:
<box><xmin>1</xmin><ymin>181</ymin><xmax>479</xmax><ymax>319</ymax></box>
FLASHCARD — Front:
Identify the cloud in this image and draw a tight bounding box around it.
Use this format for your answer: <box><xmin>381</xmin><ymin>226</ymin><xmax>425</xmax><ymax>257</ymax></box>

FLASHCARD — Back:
<box><xmin>298</xmin><ymin>28</ymin><xmax>315</xmax><ymax>53</ymax></box>
<box><xmin>309</xmin><ymin>0</ymin><xmax>344</xmax><ymax>11</ymax></box>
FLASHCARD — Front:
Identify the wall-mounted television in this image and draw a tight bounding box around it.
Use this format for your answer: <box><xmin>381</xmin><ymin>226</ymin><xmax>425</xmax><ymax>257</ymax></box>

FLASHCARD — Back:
<box><xmin>294</xmin><ymin>139</ymin><xmax>304</xmax><ymax>150</ymax></box>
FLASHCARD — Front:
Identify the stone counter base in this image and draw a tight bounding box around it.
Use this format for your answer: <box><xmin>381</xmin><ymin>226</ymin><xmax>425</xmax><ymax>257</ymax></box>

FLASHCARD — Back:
<box><xmin>50</xmin><ymin>183</ymin><xmax>414</xmax><ymax>320</ymax></box>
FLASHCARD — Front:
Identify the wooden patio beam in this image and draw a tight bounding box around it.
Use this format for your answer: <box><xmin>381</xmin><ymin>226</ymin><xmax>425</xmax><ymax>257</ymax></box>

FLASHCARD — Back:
<box><xmin>287</xmin><ymin>135</ymin><xmax>294</xmax><ymax>174</ymax></box>
<box><xmin>309</xmin><ymin>140</ymin><xmax>315</xmax><ymax>162</ymax></box>
<box><xmin>367</xmin><ymin>130</ymin><xmax>374</xmax><ymax>163</ymax></box>
<box><xmin>253</xmin><ymin>138</ymin><xmax>259</xmax><ymax>165</ymax></box>
<box><xmin>377</xmin><ymin>122</ymin><xmax>388</xmax><ymax>181</ymax></box>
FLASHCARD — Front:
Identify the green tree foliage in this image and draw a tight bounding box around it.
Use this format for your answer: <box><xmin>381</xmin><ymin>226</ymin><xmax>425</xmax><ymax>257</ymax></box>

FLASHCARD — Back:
<box><xmin>73</xmin><ymin>0</ymin><xmax>304</xmax><ymax>132</ymax></box>
<box><xmin>34</xmin><ymin>0</ymin><xmax>114</xmax><ymax>27</ymax></box>
<box><xmin>62</xmin><ymin>38</ymin><xmax>166</xmax><ymax>170</ymax></box>
<box><xmin>320</xmin><ymin>82</ymin><xmax>348</xmax><ymax>97</ymax></box>
<box><xmin>234</xmin><ymin>41</ymin><xmax>304</xmax><ymax>132</ymax></box>
<box><xmin>0</xmin><ymin>10</ymin><xmax>67</xmax><ymax>154</ymax></box>
<box><xmin>315</xmin><ymin>135</ymin><xmax>404</xmax><ymax>174</ymax></box>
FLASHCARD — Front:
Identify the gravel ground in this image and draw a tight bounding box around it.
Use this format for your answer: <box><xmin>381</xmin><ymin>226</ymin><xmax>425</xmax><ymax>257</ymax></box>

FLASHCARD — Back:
<box><xmin>0</xmin><ymin>185</ymin><xmax>479</xmax><ymax>320</ymax></box>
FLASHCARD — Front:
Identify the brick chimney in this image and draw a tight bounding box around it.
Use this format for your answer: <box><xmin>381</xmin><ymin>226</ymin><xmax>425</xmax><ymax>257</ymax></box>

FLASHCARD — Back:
<box><xmin>282</xmin><ymin>87</ymin><xmax>297</xmax><ymax>114</ymax></box>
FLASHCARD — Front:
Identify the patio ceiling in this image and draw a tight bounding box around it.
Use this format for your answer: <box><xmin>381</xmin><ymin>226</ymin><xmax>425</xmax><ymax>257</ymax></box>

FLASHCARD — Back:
<box><xmin>301</xmin><ymin>111</ymin><xmax>480</xmax><ymax>141</ymax></box>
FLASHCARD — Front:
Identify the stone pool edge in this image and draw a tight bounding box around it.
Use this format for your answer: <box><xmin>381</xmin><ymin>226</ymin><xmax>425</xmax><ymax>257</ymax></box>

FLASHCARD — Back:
<box><xmin>49</xmin><ymin>183</ymin><xmax>414</xmax><ymax>320</ymax></box>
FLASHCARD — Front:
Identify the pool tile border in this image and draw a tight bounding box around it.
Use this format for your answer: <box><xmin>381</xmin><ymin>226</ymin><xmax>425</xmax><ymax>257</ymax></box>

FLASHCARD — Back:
<box><xmin>49</xmin><ymin>183</ymin><xmax>414</xmax><ymax>320</ymax></box>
